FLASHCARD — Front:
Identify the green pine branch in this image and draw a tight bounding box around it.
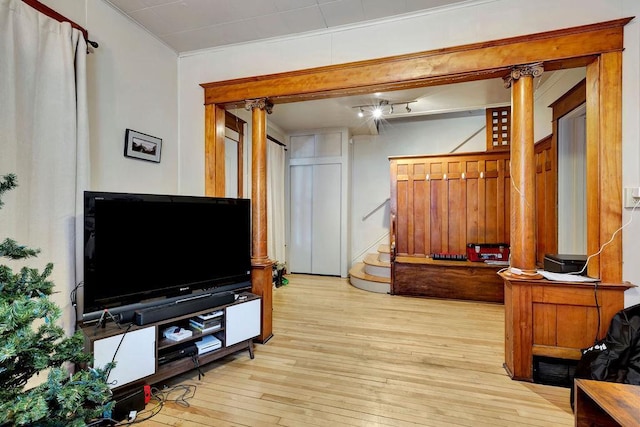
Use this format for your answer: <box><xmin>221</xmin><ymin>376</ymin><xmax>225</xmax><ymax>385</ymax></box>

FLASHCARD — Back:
<box><xmin>0</xmin><ymin>174</ymin><xmax>113</xmax><ymax>426</ymax></box>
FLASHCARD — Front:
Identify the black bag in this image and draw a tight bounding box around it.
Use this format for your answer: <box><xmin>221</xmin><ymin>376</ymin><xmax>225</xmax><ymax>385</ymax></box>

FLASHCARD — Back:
<box><xmin>570</xmin><ymin>303</ymin><xmax>640</xmax><ymax>411</ymax></box>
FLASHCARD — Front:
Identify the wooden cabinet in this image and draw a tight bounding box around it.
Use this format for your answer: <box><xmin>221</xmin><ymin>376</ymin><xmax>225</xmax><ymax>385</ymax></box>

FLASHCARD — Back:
<box><xmin>390</xmin><ymin>151</ymin><xmax>510</xmax><ymax>257</ymax></box>
<box><xmin>501</xmin><ymin>276</ymin><xmax>632</xmax><ymax>381</ymax></box>
<box><xmin>93</xmin><ymin>326</ymin><xmax>156</xmax><ymax>389</ymax></box>
<box><xmin>389</xmin><ymin>151</ymin><xmax>510</xmax><ymax>301</ymax></box>
<box><xmin>84</xmin><ymin>293</ymin><xmax>261</xmax><ymax>389</ymax></box>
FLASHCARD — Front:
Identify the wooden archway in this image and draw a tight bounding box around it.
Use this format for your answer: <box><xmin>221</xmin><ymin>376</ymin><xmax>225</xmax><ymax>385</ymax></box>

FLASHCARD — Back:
<box><xmin>201</xmin><ymin>18</ymin><xmax>631</xmax><ymax>342</ymax></box>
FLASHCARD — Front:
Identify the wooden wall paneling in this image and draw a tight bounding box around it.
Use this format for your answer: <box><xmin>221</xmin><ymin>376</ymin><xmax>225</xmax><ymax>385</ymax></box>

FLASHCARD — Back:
<box><xmin>556</xmin><ymin>305</ymin><xmax>595</xmax><ymax>349</ymax></box>
<box><xmin>204</xmin><ymin>104</ymin><xmax>227</xmax><ymax>196</ymax></box>
<box><xmin>504</xmin><ymin>280</ymin><xmax>534</xmax><ymax>381</ymax></box>
<box><xmin>389</xmin><ymin>159</ymin><xmax>398</xmax><ymax>259</ymax></box>
<box><xmin>423</xmin><ymin>163</ymin><xmax>432</xmax><ymax>256</ymax></box>
<box><xmin>484</xmin><ymin>159</ymin><xmax>500</xmax><ymax>243</ymax></box>
<box><xmin>407</xmin><ymin>164</ymin><xmax>416</xmax><ymax>255</ymax></box>
<box><xmin>396</xmin><ymin>174</ymin><xmax>409</xmax><ymax>255</ymax></box>
<box><xmin>478</xmin><ymin>159</ymin><xmax>487</xmax><ymax>243</ymax></box>
<box><xmin>465</xmin><ymin>160</ymin><xmax>480</xmax><ymax>245</ymax></box>
<box><xmin>585</xmin><ymin>62</ymin><xmax>602</xmax><ymax>278</ymax></box>
<box><xmin>413</xmin><ymin>165</ymin><xmax>427</xmax><ymax>256</ymax></box>
<box><xmin>393</xmin><ymin>258</ymin><xmax>504</xmax><ymax>301</ymax></box>
<box><xmin>534</xmin><ymin>135</ymin><xmax>554</xmax><ymax>265</ymax></box>
<box><xmin>532</xmin><ymin>302</ymin><xmax>556</xmax><ymax>346</ymax></box>
<box><xmin>430</xmin><ymin>178</ymin><xmax>445</xmax><ymax>254</ymax></box>
<box><xmin>596</xmin><ymin>52</ymin><xmax>623</xmax><ymax>282</ymax></box>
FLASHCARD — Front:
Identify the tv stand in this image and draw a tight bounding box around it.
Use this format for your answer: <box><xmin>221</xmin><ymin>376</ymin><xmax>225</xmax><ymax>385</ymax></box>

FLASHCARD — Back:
<box><xmin>83</xmin><ymin>292</ymin><xmax>261</xmax><ymax>390</ymax></box>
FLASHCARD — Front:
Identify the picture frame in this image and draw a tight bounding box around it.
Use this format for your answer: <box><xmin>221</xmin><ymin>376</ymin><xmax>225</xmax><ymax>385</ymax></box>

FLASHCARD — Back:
<box><xmin>124</xmin><ymin>129</ymin><xmax>162</xmax><ymax>163</ymax></box>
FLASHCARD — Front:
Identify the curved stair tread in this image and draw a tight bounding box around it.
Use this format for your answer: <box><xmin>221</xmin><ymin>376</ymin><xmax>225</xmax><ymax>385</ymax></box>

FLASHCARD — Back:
<box><xmin>348</xmin><ymin>262</ymin><xmax>389</xmax><ymax>283</ymax></box>
<box><xmin>377</xmin><ymin>244</ymin><xmax>390</xmax><ymax>254</ymax></box>
<box><xmin>348</xmin><ymin>262</ymin><xmax>390</xmax><ymax>294</ymax></box>
<box><xmin>364</xmin><ymin>252</ymin><xmax>390</xmax><ymax>267</ymax></box>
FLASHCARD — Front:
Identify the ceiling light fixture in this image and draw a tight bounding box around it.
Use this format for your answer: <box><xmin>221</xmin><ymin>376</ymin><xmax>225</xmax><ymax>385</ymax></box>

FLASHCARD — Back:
<box><xmin>353</xmin><ymin>99</ymin><xmax>417</xmax><ymax>118</ymax></box>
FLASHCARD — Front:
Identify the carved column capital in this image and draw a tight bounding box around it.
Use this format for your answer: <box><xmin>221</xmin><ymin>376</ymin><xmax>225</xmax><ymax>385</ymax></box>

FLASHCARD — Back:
<box><xmin>503</xmin><ymin>63</ymin><xmax>544</xmax><ymax>88</ymax></box>
<box><xmin>245</xmin><ymin>98</ymin><xmax>273</xmax><ymax>114</ymax></box>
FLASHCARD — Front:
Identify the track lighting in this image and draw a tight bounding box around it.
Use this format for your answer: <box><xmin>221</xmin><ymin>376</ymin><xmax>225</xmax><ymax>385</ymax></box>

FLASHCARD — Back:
<box><xmin>353</xmin><ymin>99</ymin><xmax>416</xmax><ymax>118</ymax></box>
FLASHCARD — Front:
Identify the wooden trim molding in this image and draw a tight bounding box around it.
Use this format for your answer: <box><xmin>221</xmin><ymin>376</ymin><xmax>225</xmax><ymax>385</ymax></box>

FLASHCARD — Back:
<box><xmin>201</xmin><ymin>18</ymin><xmax>630</xmax><ymax>106</ymax></box>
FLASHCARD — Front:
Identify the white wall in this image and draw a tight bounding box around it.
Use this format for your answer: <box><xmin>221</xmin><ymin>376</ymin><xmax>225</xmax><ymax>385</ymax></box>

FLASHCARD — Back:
<box><xmin>179</xmin><ymin>0</ymin><xmax>640</xmax><ymax>306</ymax></box>
<box><xmin>351</xmin><ymin>114</ymin><xmax>486</xmax><ymax>263</ymax></box>
<box><xmin>41</xmin><ymin>0</ymin><xmax>179</xmax><ymax>195</ymax></box>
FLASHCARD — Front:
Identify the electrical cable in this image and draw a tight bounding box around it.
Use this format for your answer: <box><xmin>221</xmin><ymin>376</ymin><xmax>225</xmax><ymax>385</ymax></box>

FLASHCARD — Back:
<box><xmin>112</xmin><ymin>384</ymin><xmax>197</xmax><ymax>425</ymax></box>
<box><xmin>105</xmin><ymin>323</ymin><xmax>133</xmax><ymax>387</ymax></box>
<box><xmin>70</xmin><ymin>281</ymin><xmax>83</xmax><ymax>330</ymax></box>
<box><xmin>570</xmin><ymin>197</ymin><xmax>640</xmax><ymax>276</ymax></box>
<box><xmin>593</xmin><ymin>282</ymin><xmax>600</xmax><ymax>344</ymax></box>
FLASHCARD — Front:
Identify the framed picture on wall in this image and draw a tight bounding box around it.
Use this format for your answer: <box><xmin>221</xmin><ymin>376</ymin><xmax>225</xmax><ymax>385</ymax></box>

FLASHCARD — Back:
<box><xmin>124</xmin><ymin>129</ymin><xmax>162</xmax><ymax>163</ymax></box>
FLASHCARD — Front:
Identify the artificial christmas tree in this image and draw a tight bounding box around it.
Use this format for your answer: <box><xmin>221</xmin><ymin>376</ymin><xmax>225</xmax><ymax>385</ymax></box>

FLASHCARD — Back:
<box><xmin>0</xmin><ymin>174</ymin><xmax>113</xmax><ymax>426</ymax></box>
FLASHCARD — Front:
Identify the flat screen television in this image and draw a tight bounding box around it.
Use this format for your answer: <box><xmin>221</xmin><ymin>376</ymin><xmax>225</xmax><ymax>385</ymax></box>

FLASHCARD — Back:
<box><xmin>82</xmin><ymin>191</ymin><xmax>252</xmax><ymax>323</ymax></box>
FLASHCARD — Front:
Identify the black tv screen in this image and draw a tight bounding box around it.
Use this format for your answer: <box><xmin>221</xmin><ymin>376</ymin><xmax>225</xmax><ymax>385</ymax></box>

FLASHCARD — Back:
<box><xmin>83</xmin><ymin>191</ymin><xmax>251</xmax><ymax>321</ymax></box>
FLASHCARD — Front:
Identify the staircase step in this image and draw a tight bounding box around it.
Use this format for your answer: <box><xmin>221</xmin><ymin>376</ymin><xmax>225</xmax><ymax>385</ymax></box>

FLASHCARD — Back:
<box><xmin>363</xmin><ymin>253</ymin><xmax>391</xmax><ymax>278</ymax></box>
<box><xmin>377</xmin><ymin>244</ymin><xmax>391</xmax><ymax>262</ymax></box>
<box><xmin>348</xmin><ymin>262</ymin><xmax>390</xmax><ymax>294</ymax></box>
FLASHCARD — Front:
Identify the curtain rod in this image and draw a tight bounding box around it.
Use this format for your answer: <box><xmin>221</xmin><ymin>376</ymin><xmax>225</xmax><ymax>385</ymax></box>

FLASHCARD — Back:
<box><xmin>267</xmin><ymin>135</ymin><xmax>287</xmax><ymax>149</ymax></box>
<box><xmin>22</xmin><ymin>0</ymin><xmax>99</xmax><ymax>49</ymax></box>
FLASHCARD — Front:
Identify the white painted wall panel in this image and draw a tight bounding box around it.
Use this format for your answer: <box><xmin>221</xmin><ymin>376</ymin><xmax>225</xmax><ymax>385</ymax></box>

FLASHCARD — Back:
<box><xmin>311</xmin><ymin>163</ymin><xmax>341</xmax><ymax>275</ymax></box>
<box><xmin>289</xmin><ymin>165</ymin><xmax>313</xmax><ymax>273</ymax></box>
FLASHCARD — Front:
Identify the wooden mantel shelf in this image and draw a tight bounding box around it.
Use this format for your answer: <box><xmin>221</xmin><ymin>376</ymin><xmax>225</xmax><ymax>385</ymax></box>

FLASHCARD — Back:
<box><xmin>501</xmin><ymin>274</ymin><xmax>634</xmax><ymax>382</ymax></box>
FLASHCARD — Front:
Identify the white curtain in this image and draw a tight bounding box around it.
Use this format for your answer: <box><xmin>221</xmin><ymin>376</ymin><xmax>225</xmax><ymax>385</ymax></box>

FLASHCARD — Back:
<box><xmin>267</xmin><ymin>140</ymin><xmax>286</xmax><ymax>266</ymax></box>
<box><xmin>0</xmin><ymin>0</ymin><xmax>89</xmax><ymax>335</ymax></box>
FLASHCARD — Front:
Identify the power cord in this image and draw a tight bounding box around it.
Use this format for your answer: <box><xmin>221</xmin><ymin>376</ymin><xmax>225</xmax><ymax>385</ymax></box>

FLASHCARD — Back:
<box><xmin>112</xmin><ymin>384</ymin><xmax>197</xmax><ymax>425</ymax></box>
<box><xmin>571</xmin><ymin>197</ymin><xmax>640</xmax><ymax>276</ymax></box>
<box><xmin>104</xmin><ymin>323</ymin><xmax>134</xmax><ymax>388</ymax></box>
<box><xmin>70</xmin><ymin>281</ymin><xmax>83</xmax><ymax>331</ymax></box>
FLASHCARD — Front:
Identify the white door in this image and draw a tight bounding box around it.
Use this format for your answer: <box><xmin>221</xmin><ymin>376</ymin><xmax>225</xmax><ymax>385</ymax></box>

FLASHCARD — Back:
<box><xmin>289</xmin><ymin>164</ymin><xmax>341</xmax><ymax>275</ymax></box>
<box><xmin>288</xmin><ymin>131</ymin><xmax>348</xmax><ymax>277</ymax></box>
<box><xmin>311</xmin><ymin>164</ymin><xmax>341</xmax><ymax>275</ymax></box>
<box><xmin>289</xmin><ymin>165</ymin><xmax>313</xmax><ymax>273</ymax></box>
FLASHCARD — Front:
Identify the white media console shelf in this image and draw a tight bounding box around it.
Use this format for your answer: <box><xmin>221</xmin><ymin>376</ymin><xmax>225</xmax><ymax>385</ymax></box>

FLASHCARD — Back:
<box><xmin>82</xmin><ymin>292</ymin><xmax>261</xmax><ymax>389</ymax></box>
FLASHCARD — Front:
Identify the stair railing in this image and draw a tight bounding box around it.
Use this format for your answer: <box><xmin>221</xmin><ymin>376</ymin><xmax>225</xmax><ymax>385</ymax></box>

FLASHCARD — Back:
<box><xmin>449</xmin><ymin>125</ymin><xmax>486</xmax><ymax>153</ymax></box>
<box><xmin>362</xmin><ymin>198</ymin><xmax>390</xmax><ymax>221</ymax></box>
<box><xmin>350</xmin><ymin>231</ymin><xmax>390</xmax><ymax>265</ymax></box>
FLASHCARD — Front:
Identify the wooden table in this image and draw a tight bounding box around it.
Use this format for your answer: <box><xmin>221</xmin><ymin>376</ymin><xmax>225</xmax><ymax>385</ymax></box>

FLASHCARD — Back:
<box><xmin>574</xmin><ymin>379</ymin><xmax>640</xmax><ymax>427</ymax></box>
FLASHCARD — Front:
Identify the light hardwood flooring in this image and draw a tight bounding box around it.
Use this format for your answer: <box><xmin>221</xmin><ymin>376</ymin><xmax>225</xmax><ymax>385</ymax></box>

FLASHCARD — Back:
<box><xmin>138</xmin><ymin>274</ymin><xmax>573</xmax><ymax>426</ymax></box>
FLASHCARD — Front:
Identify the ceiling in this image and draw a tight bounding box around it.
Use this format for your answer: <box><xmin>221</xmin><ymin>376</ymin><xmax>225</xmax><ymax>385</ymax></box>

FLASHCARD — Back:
<box><xmin>105</xmin><ymin>0</ymin><xmax>548</xmax><ymax>135</ymax></box>
<box><xmin>105</xmin><ymin>0</ymin><xmax>473</xmax><ymax>53</ymax></box>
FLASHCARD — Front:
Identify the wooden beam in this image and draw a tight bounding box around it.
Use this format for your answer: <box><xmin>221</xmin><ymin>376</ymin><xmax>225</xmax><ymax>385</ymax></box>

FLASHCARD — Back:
<box><xmin>201</xmin><ymin>19</ymin><xmax>629</xmax><ymax>106</ymax></box>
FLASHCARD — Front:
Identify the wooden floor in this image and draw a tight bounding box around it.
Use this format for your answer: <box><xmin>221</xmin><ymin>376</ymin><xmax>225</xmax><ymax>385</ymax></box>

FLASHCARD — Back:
<box><xmin>138</xmin><ymin>274</ymin><xmax>574</xmax><ymax>426</ymax></box>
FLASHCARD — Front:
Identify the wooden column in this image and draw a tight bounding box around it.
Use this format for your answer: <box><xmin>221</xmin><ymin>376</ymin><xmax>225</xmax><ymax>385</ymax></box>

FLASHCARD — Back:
<box><xmin>246</xmin><ymin>98</ymin><xmax>273</xmax><ymax>343</ymax></box>
<box><xmin>503</xmin><ymin>64</ymin><xmax>543</xmax><ymax>279</ymax></box>
<box><xmin>204</xmin><ymin>104</ymin><xmax>226</xmax><ymax>196</ymax></box>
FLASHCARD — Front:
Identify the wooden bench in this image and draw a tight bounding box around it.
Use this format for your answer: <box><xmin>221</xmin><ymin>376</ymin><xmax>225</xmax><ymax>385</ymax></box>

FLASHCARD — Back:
<box><xmin>392</xmin><ymin>256</ymin><xmax>505</xmax><ymax>303</ymax></box>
